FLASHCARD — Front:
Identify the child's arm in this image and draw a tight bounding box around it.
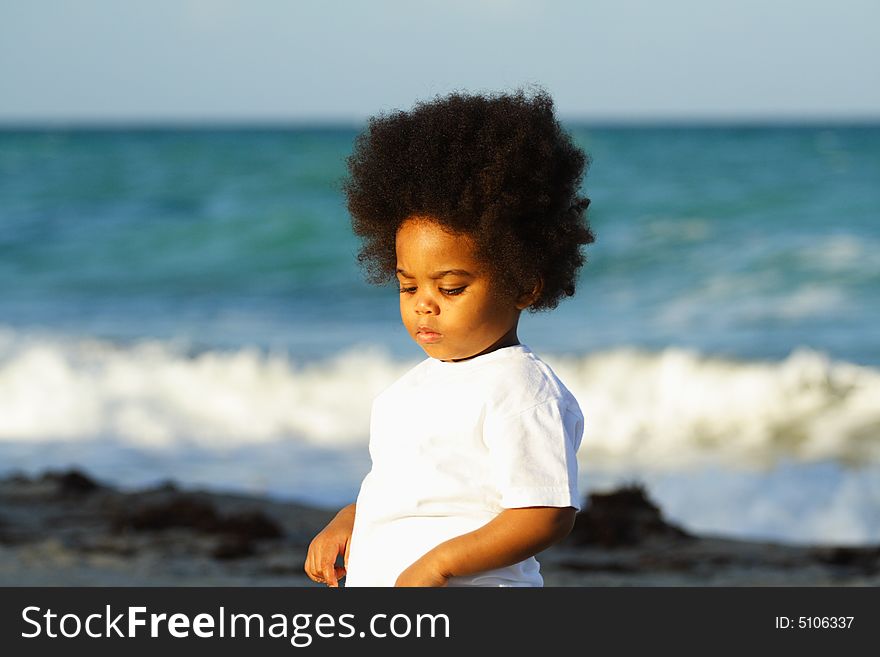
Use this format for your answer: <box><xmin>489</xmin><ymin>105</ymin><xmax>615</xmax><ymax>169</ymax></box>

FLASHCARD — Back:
<box><xmin>304</xmin><ymin>502</ymin><xmax>356</xmax><ymax>588</ymax></box>
<box><xmin>395</xmin><ymin>506</ymin><xmax>576</xmax><ymax>587</ymax></box>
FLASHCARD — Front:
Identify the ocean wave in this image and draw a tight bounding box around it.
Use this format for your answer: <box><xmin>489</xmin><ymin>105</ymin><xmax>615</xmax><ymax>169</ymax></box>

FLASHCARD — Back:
<box><xmin>1</xmin><ymin>326</ymin><xmax>878</xmax><ymax>468</ymax></box>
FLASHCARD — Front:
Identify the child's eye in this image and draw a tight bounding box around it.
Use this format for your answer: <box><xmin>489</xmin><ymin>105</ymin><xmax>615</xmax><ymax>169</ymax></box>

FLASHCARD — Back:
<box><xmin>398</xmin><ymin>286</ymin><xmax>465</xmax><ymax>296</ymax></box>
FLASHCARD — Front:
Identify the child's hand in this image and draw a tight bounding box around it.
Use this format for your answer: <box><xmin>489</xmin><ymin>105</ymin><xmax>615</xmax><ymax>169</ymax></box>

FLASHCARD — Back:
<box><xmin>304</xmin><ymin>503</ymin><xmax>355</xmax><ymax>588</ymax></box>
<box><xmin>394</xmin><ymin>554</ymin><xmax>451</xmax><ymax>587</ymax></box>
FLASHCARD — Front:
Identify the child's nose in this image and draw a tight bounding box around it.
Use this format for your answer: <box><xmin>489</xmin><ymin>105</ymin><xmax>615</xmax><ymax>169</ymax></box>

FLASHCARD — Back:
<box><xmin>415</xmin><ymin>291</ymin><xmax>439</xmax><ymax>314</ymax></box>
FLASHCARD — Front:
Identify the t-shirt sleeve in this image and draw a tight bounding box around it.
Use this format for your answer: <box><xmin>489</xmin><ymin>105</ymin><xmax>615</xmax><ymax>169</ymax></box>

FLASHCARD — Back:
<box><xmin>483</xmin><ymin>398</ymin><xmax>584</xmax><ymax>511</ymax></box>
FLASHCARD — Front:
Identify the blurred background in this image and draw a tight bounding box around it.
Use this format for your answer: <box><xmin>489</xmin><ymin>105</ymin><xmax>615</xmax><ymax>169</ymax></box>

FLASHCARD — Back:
<box><xmin>1</xmin><ymin>0</ymin><xmax>878</xmax><ymax>546</ymax></box>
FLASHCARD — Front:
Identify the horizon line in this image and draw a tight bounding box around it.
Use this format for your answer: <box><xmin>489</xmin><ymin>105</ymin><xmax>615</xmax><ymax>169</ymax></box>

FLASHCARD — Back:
<box><xmin>1</xmin><ymin>114</ymin><xmax>879</xmax><ymax>131</ymax></box>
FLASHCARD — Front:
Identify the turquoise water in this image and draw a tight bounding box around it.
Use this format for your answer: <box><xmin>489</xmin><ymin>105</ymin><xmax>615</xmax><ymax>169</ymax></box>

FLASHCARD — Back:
<box><xmin>2</xmin><ymin>125</ymin><xmax>878</xmax><ymax>363</ymax></box>
<box><xmin>1</xmin><ymin>124</ymin><xmax>879</xmax><ymax>545</ymax></box>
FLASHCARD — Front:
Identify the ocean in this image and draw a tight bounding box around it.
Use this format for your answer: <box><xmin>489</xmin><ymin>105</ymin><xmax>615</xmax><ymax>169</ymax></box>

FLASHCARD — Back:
<box><xmin>1</xmin><ymin>124</ymin><xmax>878</xmax><ymax>546</ymax></box>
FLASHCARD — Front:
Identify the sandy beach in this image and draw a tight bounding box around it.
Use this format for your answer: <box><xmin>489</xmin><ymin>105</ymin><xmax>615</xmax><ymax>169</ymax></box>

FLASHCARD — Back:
<box><xmin>1</xmin><ymin>468</ymin><xmax>877</xmax><ymax>587</ymax></box>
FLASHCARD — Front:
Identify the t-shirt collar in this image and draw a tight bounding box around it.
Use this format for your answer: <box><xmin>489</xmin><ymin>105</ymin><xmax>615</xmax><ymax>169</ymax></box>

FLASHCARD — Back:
<box><xmin>429</xmin><ymin>343</ymin><xmax>531</xmax><ymax>370</ymax></box>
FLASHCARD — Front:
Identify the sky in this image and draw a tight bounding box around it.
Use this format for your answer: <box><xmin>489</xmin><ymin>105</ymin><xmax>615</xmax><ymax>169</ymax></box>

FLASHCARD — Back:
<box><xmin>0</xmin><ymin>0</ymin><xmax>878</xmax><ymax>124</ymax></box>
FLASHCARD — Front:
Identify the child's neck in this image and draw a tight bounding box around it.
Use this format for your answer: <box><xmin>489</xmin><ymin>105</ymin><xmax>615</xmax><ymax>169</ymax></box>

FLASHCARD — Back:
<box><xmin>445</xmin><ymin>327</ymin><xmax>520</xmax><ymax>363</ymax></box>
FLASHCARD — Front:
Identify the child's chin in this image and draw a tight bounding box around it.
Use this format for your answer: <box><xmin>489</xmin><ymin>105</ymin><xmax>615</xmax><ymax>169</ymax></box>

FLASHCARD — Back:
<box><xmin>419</xmin><ymin>344</ymin><xmax>443</xmax><ymax>358</ymax></box>
<box><xmin>418</xmin><ymin>343</ymin><xmax>453</xmax><ymax>361</ymax></box>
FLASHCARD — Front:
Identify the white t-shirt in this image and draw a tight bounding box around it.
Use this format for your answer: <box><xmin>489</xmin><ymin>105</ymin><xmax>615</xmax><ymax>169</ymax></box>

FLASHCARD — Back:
<box><xmin>344</xmin><ymin>344</ymin><xmax>583</xmax><ymax>587</ymax></box>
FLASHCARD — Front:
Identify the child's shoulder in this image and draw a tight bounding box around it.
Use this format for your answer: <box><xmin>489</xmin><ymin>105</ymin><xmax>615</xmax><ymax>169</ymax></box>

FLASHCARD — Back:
<box><xmin>492</xmin><ymin>346</ymin><xmax>575</xmax><ymax>411</ymax></box>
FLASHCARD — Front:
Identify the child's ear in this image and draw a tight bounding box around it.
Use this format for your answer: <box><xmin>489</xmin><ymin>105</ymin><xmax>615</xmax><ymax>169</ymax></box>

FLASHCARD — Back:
<box><xmin>515</xmin><ymin>277</ymin><xmax>544</xmax><ymax>310</ymax></box>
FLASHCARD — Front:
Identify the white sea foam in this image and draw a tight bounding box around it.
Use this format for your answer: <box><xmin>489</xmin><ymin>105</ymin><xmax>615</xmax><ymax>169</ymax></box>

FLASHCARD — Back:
<box><xmin>1</xmin><ymin>326</ymin><xmax>878</xmax><ymax>471</ymax></box>
<box><xmin>0</xmin><ymin>327</ymin><xmax>405</xmax><ymax>448</ymax></box>
<box><xmin>656</xmin><ymin>278</ymin><xmax>855</xmax><ymax>327</ymax></box>
<box><xmin>598</xmin><ymin>461</ymin><xmax>880</xmax><ymax>545</ymax></box>
<box><xmin>800</xmin><ymin>235</ymin><xmax>870</xmax><ymax>272</ymax></box>
<box><xmin>550</xmin><ymin>346</ymin><xmax>880</xmax><ymax>468</ymax></box>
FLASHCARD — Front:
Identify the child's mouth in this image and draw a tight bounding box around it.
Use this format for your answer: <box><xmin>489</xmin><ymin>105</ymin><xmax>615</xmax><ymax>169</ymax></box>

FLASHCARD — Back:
<box><xmin>416</xmin><ymin>329</ymin><xmax>442</xmax><ymax>344</ymax></box>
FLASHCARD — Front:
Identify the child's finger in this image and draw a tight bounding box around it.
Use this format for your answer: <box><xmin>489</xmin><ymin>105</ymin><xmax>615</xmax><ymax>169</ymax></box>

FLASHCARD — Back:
<box><xmin>307</xmin><ymin>548</ymin><xmax>326</xmax><ymax>583</ymax></box>
<box><xmin>323</xmin><ymin>562</ymin><xmax>339</xmax><ymax>588</ymax></box>
<box><xmin>311</xmin><ymin>561</ymin><xmax>323</xmax><ymax>582</ymax></box>
<box><xmin>306</xmin><ymin>547</ymin><xmax>319</xmax><ymax>580</ymax></box>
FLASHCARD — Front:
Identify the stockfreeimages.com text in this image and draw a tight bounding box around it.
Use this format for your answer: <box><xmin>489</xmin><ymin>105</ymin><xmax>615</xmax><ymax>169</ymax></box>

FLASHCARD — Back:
<box><xmin>22</xmin><ymin>605</ymin><xmax>450</xmax><ymax>647</ymax></box>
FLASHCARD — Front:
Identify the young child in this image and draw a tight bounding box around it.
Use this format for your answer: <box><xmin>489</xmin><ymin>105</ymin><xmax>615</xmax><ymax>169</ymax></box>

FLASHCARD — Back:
<box><xmin>305</xmin><ymin>87</ymin><xmax>594</xmax><ymax>587</ymax></box>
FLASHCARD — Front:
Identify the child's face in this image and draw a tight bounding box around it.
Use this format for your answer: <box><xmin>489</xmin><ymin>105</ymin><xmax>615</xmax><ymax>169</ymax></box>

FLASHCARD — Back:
<box><xmin>395</xmin><ymin>217</ymin><xmax>527</xmax><ymax>362</ymax></box>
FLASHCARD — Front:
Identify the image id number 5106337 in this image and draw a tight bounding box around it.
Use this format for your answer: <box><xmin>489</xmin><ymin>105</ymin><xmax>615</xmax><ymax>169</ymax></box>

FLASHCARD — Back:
<box><xmin>775</xmin><ymin>616</ymin><xmax>854</xmax><ymax>629</ymax></box>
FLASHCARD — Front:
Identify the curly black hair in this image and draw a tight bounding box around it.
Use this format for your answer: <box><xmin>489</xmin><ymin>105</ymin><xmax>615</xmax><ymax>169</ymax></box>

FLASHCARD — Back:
<box><xmin>341</xmin><ymin>86</ymin><xmax>594</xmax><ymax>312</ymax></box>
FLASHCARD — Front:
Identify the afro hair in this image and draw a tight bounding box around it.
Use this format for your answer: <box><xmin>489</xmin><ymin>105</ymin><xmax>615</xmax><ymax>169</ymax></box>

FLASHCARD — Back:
<box><xmin>341</xmin><ymin>86</ymin><xmax>594</xmax><ymax>311</ymax></box>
